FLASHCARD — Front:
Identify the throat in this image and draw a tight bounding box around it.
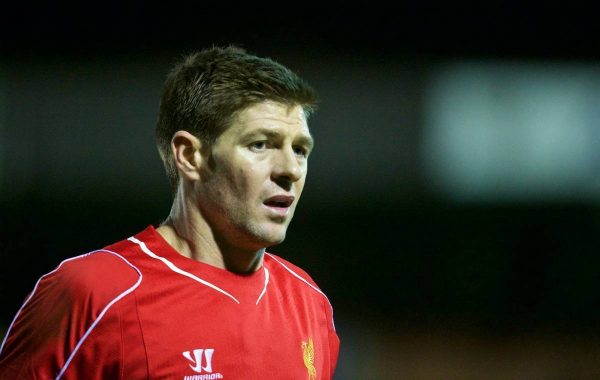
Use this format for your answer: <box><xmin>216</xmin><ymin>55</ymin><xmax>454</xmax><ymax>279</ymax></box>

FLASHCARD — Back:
<box><xmin>156</xmin><ymin>217</ymin><xmax>265</xmax><ymax>273</ymax></box>
<box><xmin>220</xmin><ymin>248</ymin><xmax>265</xmax><ymax>274</ymax></box>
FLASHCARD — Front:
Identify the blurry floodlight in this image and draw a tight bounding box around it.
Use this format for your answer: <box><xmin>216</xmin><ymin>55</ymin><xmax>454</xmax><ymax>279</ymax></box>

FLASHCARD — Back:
<box><xmin>422</xmin><ymin>61</ymin><xmax>600</xmax><ymax>203</ymax></box>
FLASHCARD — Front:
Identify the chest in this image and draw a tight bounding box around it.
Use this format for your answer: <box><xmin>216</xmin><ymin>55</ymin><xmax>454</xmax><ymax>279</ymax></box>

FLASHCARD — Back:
<box><xmin>129</xmin><ymin>274</ymin><xmax>329</xmax><ymax>380</ymax></box>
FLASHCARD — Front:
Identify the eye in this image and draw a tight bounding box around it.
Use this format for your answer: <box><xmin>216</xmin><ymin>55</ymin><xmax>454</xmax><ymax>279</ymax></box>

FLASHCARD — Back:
<box><xmin>249</xmin><ymin>141</ymin><xmax>268</xmax><ymax>152</ymax></box>
<box><xmin>293</xmin><ymin>145</ymin><xmax>309</xmax><ymax>158</ymax></box>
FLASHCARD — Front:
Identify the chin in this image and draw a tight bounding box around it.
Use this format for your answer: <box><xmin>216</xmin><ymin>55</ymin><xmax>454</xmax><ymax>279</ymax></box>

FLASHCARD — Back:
<box><xmin>255</xmin><ymin>228</ymin><xmax>287</xmax><ymax>248</ymax></box>
<box><xmin>242</xmin><ymin>220</ymin><xmax>290</xmax><ymax>249</ymax></box>
<box><xmin>267</xmin><ymin>236</ymin><xmax>286</xmax><ymax>247</ymax></box>
<box><xmin>263</xmin><ymin>233</ymin><xmax>286</xmax><ymax>247</ymax></box>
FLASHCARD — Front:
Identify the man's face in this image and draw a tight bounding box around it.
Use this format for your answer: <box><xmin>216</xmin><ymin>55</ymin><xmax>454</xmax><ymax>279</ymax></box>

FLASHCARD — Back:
<box><xmin>196</xmin><ymin>100</ymin><xmax>313</xmax><ymax>251</ymax></box>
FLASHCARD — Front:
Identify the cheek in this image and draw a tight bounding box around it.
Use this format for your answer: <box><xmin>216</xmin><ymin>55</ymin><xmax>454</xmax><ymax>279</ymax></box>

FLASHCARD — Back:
<box><xmin>296</xmin><ymin>174</ymin><xmax>307</xmax><ymax>192</ymax></box>
<box><xmin>227</xmin><ymin>167</ymin><xmax>263</xmax><ymax>202</ymax></box>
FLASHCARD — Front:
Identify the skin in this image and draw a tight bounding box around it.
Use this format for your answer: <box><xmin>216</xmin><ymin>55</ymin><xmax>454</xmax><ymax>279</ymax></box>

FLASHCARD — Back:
<box><xmin>157</xmin><ymin>100</ymin><xmax>314</xmax><ymax>274</ymax></box>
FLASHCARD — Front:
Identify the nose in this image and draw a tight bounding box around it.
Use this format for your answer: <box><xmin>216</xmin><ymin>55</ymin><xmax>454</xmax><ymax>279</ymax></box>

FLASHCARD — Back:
<box><xmin>271</xmin><ymin>146</ymin><xmax>303</xmax><ymax>185</ymax></box>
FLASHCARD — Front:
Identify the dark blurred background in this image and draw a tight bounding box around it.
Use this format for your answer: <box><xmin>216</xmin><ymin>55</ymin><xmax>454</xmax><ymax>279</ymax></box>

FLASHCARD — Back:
<box><xmin>2</xmin><ymin>3</ymin><xmax>600</xmax><ymax>379</ymax></box>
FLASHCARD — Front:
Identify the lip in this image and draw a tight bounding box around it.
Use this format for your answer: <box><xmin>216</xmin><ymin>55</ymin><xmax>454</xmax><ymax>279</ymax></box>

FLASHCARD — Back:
<box><xmin>263</xmin><ymin>195</ymin><xmax>295</xmax><ymax>217</ymax></box>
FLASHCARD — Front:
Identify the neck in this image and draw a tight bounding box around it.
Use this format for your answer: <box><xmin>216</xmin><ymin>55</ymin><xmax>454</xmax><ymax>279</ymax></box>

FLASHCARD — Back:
<box><xmin>156</xmin><ymin>195</ymin><xmax>265</xmax><ymax>274</ymax></box>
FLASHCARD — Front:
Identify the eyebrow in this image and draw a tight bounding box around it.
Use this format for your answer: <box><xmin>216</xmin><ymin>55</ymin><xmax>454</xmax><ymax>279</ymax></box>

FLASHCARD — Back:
<box><xmin>245</xmin><ymin>128</ymin><xmax>314</xmax><ymax>149</ymax></box>
<box><xmin>295</xmin><ymin>134</ymin><xmax>315</xmax><ymax>151</ymax></box>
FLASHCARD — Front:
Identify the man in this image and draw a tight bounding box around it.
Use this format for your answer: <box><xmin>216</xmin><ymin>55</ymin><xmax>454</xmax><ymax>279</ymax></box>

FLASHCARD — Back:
<box><xmin>0</xmin><ymin>46</ymin><xmax>339</xmax><ymax>379</ymax></box>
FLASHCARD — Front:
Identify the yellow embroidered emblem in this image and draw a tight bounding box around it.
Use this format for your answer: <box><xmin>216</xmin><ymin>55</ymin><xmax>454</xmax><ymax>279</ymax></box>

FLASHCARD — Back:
<box><xmin>302</xmin><ymin>337</ymin><xmax>316</xmax><ymax>380</ymax></box>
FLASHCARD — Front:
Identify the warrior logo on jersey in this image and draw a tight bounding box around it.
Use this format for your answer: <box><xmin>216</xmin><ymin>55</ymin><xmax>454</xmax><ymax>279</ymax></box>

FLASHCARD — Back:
<box><xmin>302</xmin><ymin>338</ymin><xmax>316</xmax><ymax>380</ymax></box>
<box><xmin>182</xmin><ymin>348</ymin><xmax>224</xmax><ymax>379</ymax></box>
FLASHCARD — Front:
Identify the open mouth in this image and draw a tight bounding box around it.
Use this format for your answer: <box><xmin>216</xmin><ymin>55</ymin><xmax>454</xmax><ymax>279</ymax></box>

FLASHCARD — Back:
<box><xmin>263</xmin><ymin>195</ymin><xmax>295</xmax><ymax>209</ymax></box>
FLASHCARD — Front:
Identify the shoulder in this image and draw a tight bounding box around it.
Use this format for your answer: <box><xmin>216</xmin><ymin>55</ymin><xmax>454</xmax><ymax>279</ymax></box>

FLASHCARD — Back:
<box><xmin>264</xmin><ymin>252</ymin><xmax>338</xmax><ymax>334</ymax></box>
<box><xmin>264</xmin><ymin>252</ymin><xmax>323</xmax><ymax>295</ymax></box>
<box><xmin>7</xmin><ymin>250</ymin><xmax>142</xmax><ymax>344</ymax></box>
<box><xmin>0</xmin><ymin>250</ymin><xmax>141</xmax><ymax>378</ymax></box>
<box><xmin>42</xmin><ymin>249</ymin><xmax>141</xmax><ymax>302</ymax></box>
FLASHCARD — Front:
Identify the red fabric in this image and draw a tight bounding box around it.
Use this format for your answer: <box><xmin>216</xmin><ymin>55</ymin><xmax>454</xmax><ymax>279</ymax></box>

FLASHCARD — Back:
<box><xmin>0</xmin><ymin>226</ymin><xmax>339</xmax><ymax>379</ymax></box>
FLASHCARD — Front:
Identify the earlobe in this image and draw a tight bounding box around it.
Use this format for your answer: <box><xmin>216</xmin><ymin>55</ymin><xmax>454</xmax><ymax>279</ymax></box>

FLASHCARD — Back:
<box><xmin>171</xmin><ymin>131</ymin><xmax>202</xmax><ymax>181</ymax></box>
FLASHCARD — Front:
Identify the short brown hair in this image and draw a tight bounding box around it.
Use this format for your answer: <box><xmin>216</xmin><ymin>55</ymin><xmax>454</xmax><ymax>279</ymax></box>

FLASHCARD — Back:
<box><xmin>155</xmin><ymin>46</ymin><xmax>318</xmax><ymax>194</ymax></box>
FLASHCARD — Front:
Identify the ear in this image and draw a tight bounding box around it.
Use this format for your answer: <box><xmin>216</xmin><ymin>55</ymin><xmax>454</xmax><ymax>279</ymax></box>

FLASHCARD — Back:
<box><xmin>171</xmin><ymin>131</ymin><xmax>203</xmax><ymax>181</ymax></box>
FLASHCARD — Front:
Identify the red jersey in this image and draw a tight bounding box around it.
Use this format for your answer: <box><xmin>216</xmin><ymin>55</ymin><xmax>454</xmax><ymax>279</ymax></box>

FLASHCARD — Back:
<box><xmin>0</xmin><ymin>226</ymin><xmax>339</xmax><ymax>379</ymax></box>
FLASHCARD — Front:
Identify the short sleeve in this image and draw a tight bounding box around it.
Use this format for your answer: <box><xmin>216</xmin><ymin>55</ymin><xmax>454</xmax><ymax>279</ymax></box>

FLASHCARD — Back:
<box><xmin>0</xmin><ymin>251</ymin><xmax>141</xmax><ymax>379</ymax></box>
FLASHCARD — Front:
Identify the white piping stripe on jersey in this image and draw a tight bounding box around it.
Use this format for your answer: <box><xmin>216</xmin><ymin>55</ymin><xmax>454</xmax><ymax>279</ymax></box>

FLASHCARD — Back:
<box><xmin>0</xmin><ymin>253</ymin><xmax>92</xmax><ymax>356</ymax></box>
<box><xmin>128</xmin><ymin>236</ymin><xmax>240</xmax><ymax>304</ymax></box>
<box><xmin>265</xmin><ymin>253</ymin><xmax>326</xmax><ymax>296</ymax></box>
<box><xmin>0</xmin><ymin>250</ymin><xmax>142</xmax><ymax>379</ymax></box>
<box><xmin>265</xmin><ymin>253</ymin><xmax>337</xmax><ymax>331</ymax></box>
<box><xmin>56</xmin><ymin>249</ymin><xmax>142</xmax><ymax>380</ymax></box>
<box><xmin>255</xmin><ymin>268</ymin><xmax>270</xmax><ymax>305</ymax></box>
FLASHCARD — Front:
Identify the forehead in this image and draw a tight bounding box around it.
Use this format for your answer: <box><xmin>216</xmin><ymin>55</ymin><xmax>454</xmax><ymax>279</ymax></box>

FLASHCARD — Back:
<box><xmin>230</xmin><ymin>101</ymin><xmax>310</xmax><ymax>134</ymax></box>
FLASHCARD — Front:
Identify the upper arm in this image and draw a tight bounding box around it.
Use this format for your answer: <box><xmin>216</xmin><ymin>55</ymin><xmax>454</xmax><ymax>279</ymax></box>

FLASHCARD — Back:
<box><xmin>0</xmin><ymin>251</ymin><xmax>141</xmax><ymax>379</ymax></box>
